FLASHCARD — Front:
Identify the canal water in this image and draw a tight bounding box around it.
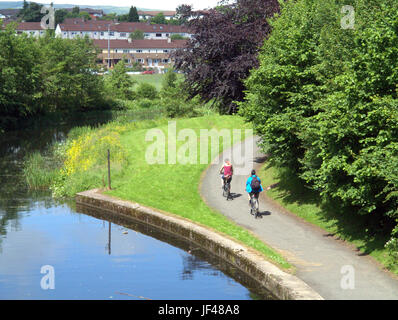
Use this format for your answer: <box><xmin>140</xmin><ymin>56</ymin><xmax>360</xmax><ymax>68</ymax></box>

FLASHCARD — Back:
<box><xmin>0</xmin><ymin>114</ymin><xmax>274</xmax><ymax>300</ymax></box>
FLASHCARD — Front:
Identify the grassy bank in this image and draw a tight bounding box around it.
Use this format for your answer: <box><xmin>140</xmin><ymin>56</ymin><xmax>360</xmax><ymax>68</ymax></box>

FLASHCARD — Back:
<box><xmin>129</xmin><ymin>73</ymin><xmax>183</xmax><ymax>90</ymax></box>
<box><xmin>259</xmin><ymin>164</ymin><xmax>398</xmax><ymax>274</ymax></box>
<box><xmin>35</xmin><ymin>115</ymin><xmax>291</xmax><ymax>271</ymax></box>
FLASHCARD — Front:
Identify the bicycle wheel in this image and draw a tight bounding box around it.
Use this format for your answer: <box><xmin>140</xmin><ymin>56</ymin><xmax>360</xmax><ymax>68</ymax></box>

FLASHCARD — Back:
<box><xmin>249</xmin><ymin>198</ymin><xmax>254</xmax><ymax>215</ymax></box>
<box><xmin>254</xmin><ymin>198</ymin><xmax>259</xmax><ymax>218</ymax></box>
<box><xmin>222</xmin><ymin>184</ymin><xmax>228</xmax><ymax>197</ymax></box>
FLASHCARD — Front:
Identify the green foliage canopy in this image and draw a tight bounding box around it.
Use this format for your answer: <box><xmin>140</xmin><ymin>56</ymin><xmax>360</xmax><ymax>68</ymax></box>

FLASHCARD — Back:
<box><xmin>240</xmin><ymin>0</ymin><xmax>398</xmax><ymax>243</ymax></box>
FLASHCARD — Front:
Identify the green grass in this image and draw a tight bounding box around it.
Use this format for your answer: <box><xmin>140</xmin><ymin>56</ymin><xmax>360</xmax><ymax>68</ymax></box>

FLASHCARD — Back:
<box><xmin>129</xmin><ymin>74</ymin><xmax>183</xmax><ymax>91</ymax></box>
<box><xmin>259</xmin><ymin>164</ymin><xmax>398</xmax><ymax>274</ymax></box>
<box><xmin>103</xmin><ymin>115</ymin><xmax>291</xmax><ymax>271</ymax></box>
<box><xmin>23</xmin><ymin>152</ymin><xmax>59</xmax><ymax>190</ymax></box>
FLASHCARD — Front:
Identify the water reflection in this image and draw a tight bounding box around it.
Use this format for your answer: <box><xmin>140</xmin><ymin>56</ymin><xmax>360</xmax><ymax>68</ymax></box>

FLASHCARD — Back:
<box><xmin>77</xmin><ymin>204</ymin><xmax>275</xmax><ymax>300</ymax></box>
<box><xmin>0</xmin><ymin>112</ymin><xmax>275</xmax><ymax>300</ymax></box>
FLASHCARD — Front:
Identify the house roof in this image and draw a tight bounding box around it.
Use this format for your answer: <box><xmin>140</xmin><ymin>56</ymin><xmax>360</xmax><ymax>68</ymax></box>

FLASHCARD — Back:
<box><xmin>0</xmin><ymin>9</ymin><xmax>20</xmax><ymax>17</ymax></box>
<box><xmin>3</xmin><ymin>21</ymin><xmax>44</xmax><ymax>30</ymax></box>
<box><xmin>93</xmin><ymin>39</ymin><xmax>187</xmax><ymax>49</ymax></box>
<box><xmin>58</xmin><ymin>21</ymin><xmax>189</xmax><ymax>33</ymax></box>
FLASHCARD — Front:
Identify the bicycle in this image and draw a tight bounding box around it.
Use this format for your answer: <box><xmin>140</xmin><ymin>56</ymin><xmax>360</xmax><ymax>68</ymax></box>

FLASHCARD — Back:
<box><xmin>249</xmin><ymin>192</ymin><xmax>259</xmax><ymax>218</ymax></box>
<box><xmin>222</xmin><ymin>176</ymin><xmax>232</xmax><ymax>201</ymax></box>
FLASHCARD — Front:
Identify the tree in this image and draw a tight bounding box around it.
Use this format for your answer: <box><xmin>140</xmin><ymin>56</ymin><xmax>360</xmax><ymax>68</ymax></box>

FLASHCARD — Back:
<box><xmin>136</xmin><ymin>83</ymin><xmax>158</xmax><ymax>100</ymax></box>
<box><xmin>170</xmin><ymin>34</ymin><xmax>187</xmax><ymax>40</ymax></box>
<box><xmin>118</xmin><ymin>14</ymin><xmax>129</xmax><ymax>22</ymax></box>
<box><xmin>18</xmin><ymin>1</ymin><xmax>43</xmax><ymax>22</ymax></box>
<box><xmin>128</xmin><ymin>6</ymin><xmax>139</xmax><ymax>22</ymax></box>
<box><xmin>105</xmin><ymin>60</ymin><xmax>135</xmax><ymax>99</ymax></box>
<box><xmin>0</xmin><ymin>23</ymin><xmax>42</xmax><ymax>128</ymax></box>
<box><xmin>151</xmin><ymin>12</ymin><xmax>166</xmax><ymax>24</ymax></box>
<box><xmin>129</xmin><ymin>29</ymin><xmax>144</xmax><ymax>40</ymax></box>
<box><xmin>55</xmin><ymin>9</ymin><xmax>68</xmax><ymax>25</ymax></box>
<box><xmin>176</xmin><ymin>4</ymin><xmax>192</xmax><ymax>24</ymax></box>
<box><xmin>173</xmin><ymin>0</ymin><xmax>280</xmax><ymax>114</ymax></box>
<box><xmin>239</xmin><ymin>0</ymin><xmax>398</xmax><ymax>254</ymax></box>
<box><xmin>161</xmin><ymin>68</ymin><xmax>177</xmax><ymax>91</ymax></box>
<box><xmin>72</xmin><ymin>6</ymin><xmax>80</xmax><ymax>15</ymax></box>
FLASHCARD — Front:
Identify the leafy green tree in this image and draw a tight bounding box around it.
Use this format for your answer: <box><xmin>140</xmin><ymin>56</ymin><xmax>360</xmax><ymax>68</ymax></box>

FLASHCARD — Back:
<box><xmin>38</xmin><ymin>35</ymin><xmax>104</xmax><ymax>112</ymax></box>
<box><xmin>136</xmin><ymin>82</ymin><xmax>158</xmax><ymax>100</ymax></box>
<box><xmin>105</xmin><ymin>60</ymin><xmax>135</xmax><ymax>100</ymax></box>
<box><xmin>118</xmin><ymin>14</ymin><xmax>129</xmax><ymax>22</ymax></box>
<box><xmin>18</xmin><ymin>1</ymin><xmax>43</xmax><ymax>22</ymax></box>
<box><xmin>128</xmin><ymin>6</ymin><xmax>139</xmax><ymax>22</ymax></box>
<box><xmin>101</xmin><ymin>13</ymin><xmax>117</xmax><ymax>21</ymax></box>
<box><xmin>161</xmin><ymin>68</ymin><xmax>177</xmax><ymax>91</ymax></box>
<box><xmin>72</xmin><ymin>6</ymin><xmax>80</xmax><ymax>15</ymax></box>
<box><xmin>0</xmin><ymin>23</ymin><xmax>42</xmax><ymax>128</ymax></box>
<box><xmin>170</xmin><ymin>34</ymin><xmax>187</xmax><ymax>40</ymax></box>
<box><xmin>129</xmin><ymin>29</ymin><xmax>144</xmax><ymax>40</ymax></box>
<box><xmin>55</xmin><ymin>9</ymin><xmax>68</xmax><ymax>25</ymax></box>
<box><xmin>240</xmin><ymin>0</ymin><xmax>398</xmax><ymax>250</ymax></box>
<box><xmin>151</xmin><ymin>13</ymin><xmax>166</xmax><ymax>24</ymax></box>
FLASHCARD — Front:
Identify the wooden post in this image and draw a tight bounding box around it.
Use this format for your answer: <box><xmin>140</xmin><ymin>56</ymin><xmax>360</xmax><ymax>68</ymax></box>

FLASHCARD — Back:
<box><xmin>107</xmin><ymin>149</ymin><xmax>111</xmax><ymax>190</ymax></box>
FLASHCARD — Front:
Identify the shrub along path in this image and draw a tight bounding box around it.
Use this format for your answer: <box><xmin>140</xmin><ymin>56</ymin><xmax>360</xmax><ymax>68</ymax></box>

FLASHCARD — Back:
<box><xmin>201</xmin><ymin>136</ymin><xmax>398</xmax><ymax>300</ymax></box>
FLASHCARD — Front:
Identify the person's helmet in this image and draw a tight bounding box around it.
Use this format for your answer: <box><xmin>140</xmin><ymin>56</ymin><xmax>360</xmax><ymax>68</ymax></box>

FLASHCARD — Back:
<box><xmin>251</xmin><ymin>169</ymin><xmax>256</xmax><ymax>175</ymax></box>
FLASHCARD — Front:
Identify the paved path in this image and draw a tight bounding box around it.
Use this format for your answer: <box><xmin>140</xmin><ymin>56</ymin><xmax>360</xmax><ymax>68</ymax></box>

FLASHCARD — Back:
<box><xmin>201</xmin><ymin>136</ymin><xmax>398</xmax><ymax>299</ymax></box>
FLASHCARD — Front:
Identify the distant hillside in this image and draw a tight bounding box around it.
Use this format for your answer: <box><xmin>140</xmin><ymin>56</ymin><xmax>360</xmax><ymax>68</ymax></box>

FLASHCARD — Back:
<box><xmin>0</xmin><ymin>1</ymin><xmax>155</xmax><ymax>15</ymax></box>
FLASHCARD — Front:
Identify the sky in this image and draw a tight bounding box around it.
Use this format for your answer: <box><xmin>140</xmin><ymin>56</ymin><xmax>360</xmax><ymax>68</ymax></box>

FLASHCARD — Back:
<box><xmin>17</xmin><ymin>0</ymin><xmax>224</xmax><ymax>10</ymax></box>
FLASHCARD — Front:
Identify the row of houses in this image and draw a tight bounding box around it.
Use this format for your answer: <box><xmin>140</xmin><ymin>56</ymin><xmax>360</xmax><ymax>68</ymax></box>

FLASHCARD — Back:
<box><xmin>1</xmin><ymin>19</ymin><xmax>189</xmax><ymax>71</ymax></box>
<box><xmin>94</xmin><ymin>38</ymin><xmax>187</xmax><ymax>69</ymax></box>
<box><xmin>55</xmin><ymin>18</ymin><xmax>191</xmax><ymax>40</ymax></box>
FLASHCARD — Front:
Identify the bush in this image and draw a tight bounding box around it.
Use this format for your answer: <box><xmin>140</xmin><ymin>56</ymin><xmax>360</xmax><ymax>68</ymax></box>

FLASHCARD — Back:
<box><xmin>135</xmin><ymin>82</ymin><xmax>158</xmax><ymax>100</ymax></box>
<box><xmin>105</xmin><ymin>60</ymin><xmax>136</xmax><ymax>100</ymax></box>
<box><xmin>50</xmin><ymin>124</ymin><xmax>128</xmax><ymax>197</ymax></box>
<box><xmin>137</xmin><ymin>98</ymin><xmax>159</xmax><ymax>109</ymax></box>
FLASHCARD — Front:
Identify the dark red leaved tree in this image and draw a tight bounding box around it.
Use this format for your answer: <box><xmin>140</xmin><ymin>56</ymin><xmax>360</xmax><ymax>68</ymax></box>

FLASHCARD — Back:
<box><xmin>173</xmin><ymin>0</ymin><xmax>280</xmax><ymax>114</ymax></box>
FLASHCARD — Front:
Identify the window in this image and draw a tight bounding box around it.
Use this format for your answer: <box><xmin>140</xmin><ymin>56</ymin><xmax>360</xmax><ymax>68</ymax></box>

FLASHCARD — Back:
<box><xmin>136</xmin><ymin>58</ymin><xmax>143</xmax><ymax>63</ymax></box>
<box><xmin>163</xmin><ymin>59</ymin><xmax>169</xmax><ymax>63</ymax></box>
<box><xmin>166</xmin><ymin>33</ymin><xmax>169</xmax><ymax>37</ymax></box>
<box><xmin>120</xmin><ymin>33</ymin><xmax>126</xmax><ymax>37</ymax></box>
<box><xmin>123</xmin><ymin>49</ymin><xmax>129</xmax><ymax>53</ymax></box>
<box><xmin>144</xmin><ymin>33</ymin><xmax>150</xmax><ymax>37</ymax></box>
<box><xmin>156</xmin><ymin>33</ymin><xmax>162</xmax><ymax>37</ymax></box>
<box><xmin>109</xmin><ymin>32</ymin><xmax>114</xmax><ymax>36</ymax></box>
<box><xmin>136</xmin><ymin>49</ymin><xmax>142</xmax><ymax>53</ymax></box>
<box><xmin>100</xmin><ymin>32</ymin><xmax>104</xmax><ymax>36</ymax></box>
<box><xmin>163</xmin><ymin>49</ymin><xmax>169</xmax><ymax>53</ymax></box>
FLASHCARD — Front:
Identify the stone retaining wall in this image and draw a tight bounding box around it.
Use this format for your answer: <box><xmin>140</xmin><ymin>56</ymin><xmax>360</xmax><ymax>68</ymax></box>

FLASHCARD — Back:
<box><xmin>76</xmin><ymin>189</ymin><xmax>324</xmax><ymax>300</ymax></box>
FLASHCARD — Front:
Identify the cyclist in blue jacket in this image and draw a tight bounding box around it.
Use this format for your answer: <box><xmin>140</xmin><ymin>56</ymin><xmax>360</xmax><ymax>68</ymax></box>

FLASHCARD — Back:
<box><xmin>246</xmin><ymin>169</ymin><xmax>263</xmax><ymax>206</ymax></box>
